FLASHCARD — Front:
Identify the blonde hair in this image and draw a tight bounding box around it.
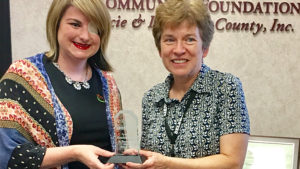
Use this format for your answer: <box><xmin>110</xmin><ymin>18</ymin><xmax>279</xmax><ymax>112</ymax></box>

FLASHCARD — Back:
<box><xmin>46</xmin><ymin>0</ymin><xmax>112</xmax><ymax>70</ymax></box>
<box><xmin>152</xmin><ymin>0</ymin><xmax>214</xmax><ymax>51</ymax></box>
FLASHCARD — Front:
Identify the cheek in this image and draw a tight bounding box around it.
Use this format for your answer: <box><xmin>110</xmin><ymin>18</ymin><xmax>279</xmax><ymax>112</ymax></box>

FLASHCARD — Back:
<box><xmin>160</xmin><ymin>51</ymin><xmax>168</xmax><ymax>59</ymax></box>
<box><xmin>95</xmin><ymin>40</ymin><xmax>101</xmax><ymax>50</ymax></box>
<box><xmin>93</xmin><ymin>35</ymin><xmax>101</xmax><ymax>46</ymax></box>
<box><xmin>160</xmin><ymin>46</ymin><xmax>171</xmax><ymax>57</ymax></box>
<box><xmin>189</xmin><ymin>46</ymin><xmax>201</xmax><ymax>56</ymax></box>
<box><xmin>57</xmin><ymin>33</ymin><xmax>64</xmax><ymax>47</ymax></box>
<box><xmin>57</xmin><ymin>30</ymin><xmax>73</xmax><ymax>44</ymax></box>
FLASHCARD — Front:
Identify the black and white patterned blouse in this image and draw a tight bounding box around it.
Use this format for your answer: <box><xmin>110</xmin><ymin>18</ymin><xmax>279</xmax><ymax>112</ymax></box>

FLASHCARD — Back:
<box><xmin>141</xmin><ymin>64</ymin><xmax>250</xmax><ymax>158</ymax></box>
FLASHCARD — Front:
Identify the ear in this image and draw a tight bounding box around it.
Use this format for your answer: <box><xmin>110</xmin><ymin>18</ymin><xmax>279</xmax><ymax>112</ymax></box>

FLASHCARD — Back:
<box><xmin>202</xmin><ymin>47</ymin><xmax>209</xmax><ymax>58</ymax></box>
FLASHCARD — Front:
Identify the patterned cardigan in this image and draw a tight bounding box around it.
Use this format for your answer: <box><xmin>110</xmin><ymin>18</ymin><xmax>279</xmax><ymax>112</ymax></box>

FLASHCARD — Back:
<box><xmin>0</xmin><ymin>53</ymin><xmax>122</xmax><ymax>169</ymax></box>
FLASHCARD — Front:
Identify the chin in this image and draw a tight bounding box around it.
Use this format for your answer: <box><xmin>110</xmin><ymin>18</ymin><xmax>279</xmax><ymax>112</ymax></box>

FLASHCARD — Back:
<box><xmin>172</xmin><ymin>72</ymin><xmax>189</xmax><ymax>77</ymax></box>
<box><xmin>173</xmin><ymin>70</ymin><xmax>199</xmax><ymax>78</ymax></box>
<box><xmin>72</xmin><ymin>52</ymin><xmax>93</xmax><ymax>59</ymax></box>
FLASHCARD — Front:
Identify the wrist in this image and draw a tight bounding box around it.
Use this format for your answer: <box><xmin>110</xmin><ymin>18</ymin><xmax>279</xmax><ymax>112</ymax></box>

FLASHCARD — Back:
<box><xmin>162</xmin><ymin>155</ymin><xmax>172</xmax><ymax>169</ymax></box>
<box><xmin>69</xmin><ymin>145</ymin><xmax>80</xmax><ymax>162</ymax></box>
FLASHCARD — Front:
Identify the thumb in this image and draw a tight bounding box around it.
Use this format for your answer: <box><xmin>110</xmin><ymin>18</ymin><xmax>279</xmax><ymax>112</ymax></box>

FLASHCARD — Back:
<box><xmin>139</xmin><ymin>150</ymin><xmax>152</xmax><ymax>157</ymax></box>
<box><xmin>97</xmin><ymin>148</ymin><xmax>115</xmax><ymax>157</ymax></box>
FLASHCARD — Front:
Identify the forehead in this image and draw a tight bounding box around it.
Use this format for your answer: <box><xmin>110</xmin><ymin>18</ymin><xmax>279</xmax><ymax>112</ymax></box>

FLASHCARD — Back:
<box><xmin>162</xmin><ymin>21</ymin><xmax>199</xmax><ymax>36</ymax></box>
<box><xmin>61</xmin><ymin>5</ymin><xmax>89</xmax><ymax>22</ymax></box>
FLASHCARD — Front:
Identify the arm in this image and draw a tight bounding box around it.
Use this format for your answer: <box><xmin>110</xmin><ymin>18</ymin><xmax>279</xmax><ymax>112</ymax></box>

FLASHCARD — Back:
<box><xmin>0</xmin><ymin>128</ymin><xmax>32</xmax><ymax>169</ymax></box>
<box><xmin>0</xmin><ymin>128</ymin><xmax>114</xmax><ymax>169</ymax></box>
<box><xmin>125</xmin><ymin>133</ymin><xmax>248</xmax><ymax>169</ymax></box>
<box><xmin>125</xmin><ymin>75</ymin><xmax>250</xmax><ymax>169</ymax></box>
<box><xmin>41</xmin><ymin>145</ymin><xmax>115</xmax><ymax>169</ymax></box>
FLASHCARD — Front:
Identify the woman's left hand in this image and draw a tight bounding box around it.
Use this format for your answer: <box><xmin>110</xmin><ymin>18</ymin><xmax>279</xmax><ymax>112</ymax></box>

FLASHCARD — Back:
<box><xmin>122</xmin><ymin>150</ymin><xmax>168</xmax><ymax>169</ymax></box>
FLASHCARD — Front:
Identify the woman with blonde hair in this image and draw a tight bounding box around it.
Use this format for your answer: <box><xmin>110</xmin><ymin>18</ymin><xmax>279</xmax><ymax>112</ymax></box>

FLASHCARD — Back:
<box><xmin>0</xmin><ymin>0</ymin><xmax>121</xmax><ymax>168</ymax></box>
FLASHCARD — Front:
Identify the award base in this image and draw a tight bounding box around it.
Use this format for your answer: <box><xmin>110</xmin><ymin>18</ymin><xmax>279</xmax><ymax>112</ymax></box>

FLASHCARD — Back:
<box><xmin>107</xmin><ymin>154</ymin><xmax>145</xmax><ymax>164</ymax></box>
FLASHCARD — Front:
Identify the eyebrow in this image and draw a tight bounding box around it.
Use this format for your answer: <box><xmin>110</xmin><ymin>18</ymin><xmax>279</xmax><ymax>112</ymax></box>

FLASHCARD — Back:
<box><xmin>66</xmin><ymin>18</ymin><xmax>81</xmax><ymax>23</ymax></box>
<box><xmin>161</xmin><ymin>34</ymin><xmax>173</xmax><ymax>37</ymax></box>
<box><xmin>184</xmin><ymin>33</ymin><xmax>197</xmax><ymax>37</ymax></box>
<box><xmin>162</xmin><ymin>33</ymin><xmax>197</xmax><ymax>37</ymax></box>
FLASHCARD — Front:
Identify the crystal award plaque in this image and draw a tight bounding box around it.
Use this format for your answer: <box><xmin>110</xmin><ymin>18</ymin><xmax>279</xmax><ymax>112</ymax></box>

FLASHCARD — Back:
<box><xmin>107</xmin><ymin>110</ymin><xmax>144</xmax><ymax>164</ymax></box>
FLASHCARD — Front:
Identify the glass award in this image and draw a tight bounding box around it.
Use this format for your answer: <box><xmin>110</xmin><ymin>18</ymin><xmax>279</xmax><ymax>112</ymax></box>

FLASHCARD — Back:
<box><xmin>107</xmin><ymin>110</ymin><xmax>144</xmax><ymax>164</ymax></box>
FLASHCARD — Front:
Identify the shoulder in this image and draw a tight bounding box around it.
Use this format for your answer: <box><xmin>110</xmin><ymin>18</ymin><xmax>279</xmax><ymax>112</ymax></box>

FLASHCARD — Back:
<box><xmin>193</xmin><ymin>66</ymin><xmax>244</xmax><ymax>97</ymax></box>
<box><xmin>142</xmin><ymin>82</ymin><xmax>165</xmax><ymax>103</ymax></box>
<box><xmin>205</xmin><ymin>68</ymin><xmax>243</xmax><ymax>89</ymax></box>
<box><xmin>205</xmin><ymin>69</ymin><xmax>246</xmax><ymax>105</ymax></box>
<box><xmin>99</xmin><ymin>71</ymin><xmax>118</xmax><ymax>88</ymax></box>
<box><xmin>146</xmin><ymin>82</ymin><xmax>165</xmax><ymax>95</ymax></box>
<box><xmin>2</xmin><ymin>54</ymin><xmax>45</xmax><ymax>81</ymax></box>
<box><xmin>7</xmin><ymin>53</ymin><xmax>44</xmax><ymax>71</ymax></box>
<box><xmin>100</xmin><ymin>71</ymin><xmax>114</xmax><ymax>80</ymax></box>
<box><xmin>101</xmin><ymin>70</ymin><xmax>114</xmax><ymax>78</ymax></box>
<box><xmin>98</xmin><ymin>70</ymin><xmax>121</xmax><ymax>97</ymax></box>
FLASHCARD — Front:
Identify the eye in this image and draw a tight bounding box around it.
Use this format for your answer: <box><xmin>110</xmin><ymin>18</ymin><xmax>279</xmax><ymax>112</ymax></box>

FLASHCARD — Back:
<box><xmin>70</xmin><ymin>22</ymin><xmax>81</xmax><ymax>28</ymax></box>
<box><xmin>166</xmin><ymin>38</ymin><xmax>174</xmax><ymax>42</ymax></box>
<box><xmin>186</xmin><ymin>37</ymin><xmax>196</xmax><ymax>44</ymax></box>
<box><xmin>163</xmin><ymin>37</ymin><xmax>175</xmax><ymax>44</ymax></box>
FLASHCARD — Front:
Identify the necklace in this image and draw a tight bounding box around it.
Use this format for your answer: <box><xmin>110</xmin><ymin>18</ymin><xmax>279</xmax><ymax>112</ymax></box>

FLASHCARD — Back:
<box><xmin>53</xmin><ymin>62</ymin><xmax>90</xmax><ymax>90</ymax></box>
<box><xmin>163</xmin><ymin>91</ymin><xmax>196</xmax><ymax>157</ymax></box>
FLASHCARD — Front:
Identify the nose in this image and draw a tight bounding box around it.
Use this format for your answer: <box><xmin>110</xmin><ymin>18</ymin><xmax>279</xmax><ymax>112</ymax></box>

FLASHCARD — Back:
<box><xmin>79</xmin><ymin>26</ymin><xmax>90</xmax><ymax>42</ymax></box>
<box><xmin>174</xmin><ymin>41</ymin><xmax>186</xmax><ymax>55</ymax></box>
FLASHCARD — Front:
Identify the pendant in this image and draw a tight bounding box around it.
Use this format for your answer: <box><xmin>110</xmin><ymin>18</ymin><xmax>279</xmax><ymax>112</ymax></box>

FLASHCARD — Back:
<box><xmin>82</xmin><ymin>81</ymin><xmax>90</xmax><ymax>89</ymax></box>
<box><xmin>73</xmin><ymin>82</ymin><xmax>82</xmax><ymax>90</ymax></box>
<box><xmin>96</xmin><ymin>94</ymin><xmax>105</xmax><ymax>103</ymax></box>
<box><xmin>65</xmin><ymin>76</ymin><xmax>73</xmax><ymax>85</ymax></box>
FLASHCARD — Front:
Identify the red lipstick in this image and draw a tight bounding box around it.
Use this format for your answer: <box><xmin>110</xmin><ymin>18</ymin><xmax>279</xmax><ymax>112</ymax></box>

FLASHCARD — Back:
<box><xmin>73</xmin><ymin>42</ymin><xmax>90</xmax><ymax>50</ymax></box>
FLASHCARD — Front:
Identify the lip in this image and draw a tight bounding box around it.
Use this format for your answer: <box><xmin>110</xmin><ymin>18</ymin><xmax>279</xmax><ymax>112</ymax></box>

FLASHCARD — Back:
<box><xmin>73</xmin><ymin>42</ymin><xmax>91</xmax><ymax>50</ymax></box>
<box><xmin>171</xmin><ymin>59</ymin><xmax>188</xmax><ymax>64</ymax></box>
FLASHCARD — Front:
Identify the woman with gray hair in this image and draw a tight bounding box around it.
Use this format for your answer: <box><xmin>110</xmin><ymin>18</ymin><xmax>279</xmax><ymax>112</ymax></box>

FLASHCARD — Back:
<box><xmin>124</xmin><ymin>0</ymin><xmax>250</xmax><ymax>168</ymax></box>
<box><xmin>0</xmin><ymin>0</ymin><xmax>121</xmax><ymax>168</ymax></box>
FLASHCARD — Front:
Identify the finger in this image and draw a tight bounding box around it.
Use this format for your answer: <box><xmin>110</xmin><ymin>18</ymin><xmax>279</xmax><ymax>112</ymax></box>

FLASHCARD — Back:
<box><xmin>138</xmin><ymin>150</ymin><xmax>152</xmax><ymax>157</ymax></box>
<box><xmin>141</xmin><ymin>160</ymin><xmax>153</xmax><ymax>168</ymax></box>
<box><xmin>123</xmin><ymin>148</ymin><xmax>138</xmax><ymax>155</ymax></box>
<box><xmin>96</xmin><ymin>162</ymin><xmax>114</xmax><ymax>169</ymax></box>
<box><xmin>103</xmin><ymin>163</ymin><xmax>114</xmax><ymax>169</ymax></box>
<box><xmin>119</xmin><ymin>164</ymin><xmax>129</xmax><ymax>169</ymax></box>
<box><xmin>96</xmin><ymin>148</ymin><xmax>115</xmax><ymax>157</ymax></box>
<box><xmin>126</xmin><ymin>162</ymin><xmax>144</xmax><ymax>168</ymax></box>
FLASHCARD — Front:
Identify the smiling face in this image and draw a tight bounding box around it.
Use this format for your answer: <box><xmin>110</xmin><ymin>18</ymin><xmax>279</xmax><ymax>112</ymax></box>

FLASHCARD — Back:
<box><xmin>160</xmin><ymin>20</ymin><xmax>208</xmax><ymax>81</ymax></box>
<box><xmin>57</xmin><ymin>6</ymin><xmax>100</xmax><ymax>62</ymax></box>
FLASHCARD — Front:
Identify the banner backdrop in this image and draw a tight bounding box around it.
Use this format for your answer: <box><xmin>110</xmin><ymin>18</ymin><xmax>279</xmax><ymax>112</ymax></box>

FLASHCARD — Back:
<box><xmin>10</xmin><ymin>0</ymin><xmax>300</xmax><ymax>138</ymax></box>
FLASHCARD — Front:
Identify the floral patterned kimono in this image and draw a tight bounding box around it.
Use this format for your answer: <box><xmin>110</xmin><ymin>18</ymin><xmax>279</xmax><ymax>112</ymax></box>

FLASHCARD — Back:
<box><xmin>0</xmin><ymin>53</ymin><xmax>121</xmax><ymax>169</ymax></box>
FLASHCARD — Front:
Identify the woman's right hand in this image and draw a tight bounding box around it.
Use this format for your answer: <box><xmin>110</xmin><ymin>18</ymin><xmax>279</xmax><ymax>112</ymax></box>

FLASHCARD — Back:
<box><xmin>41</xmin><ymin>145</ymin><xmax>115</xmax><ymax>169</ymax></box>
<box><xmin>73</xmin><ymin>145</ymin><xmax>115</xmax><ymax>169</ymax></box>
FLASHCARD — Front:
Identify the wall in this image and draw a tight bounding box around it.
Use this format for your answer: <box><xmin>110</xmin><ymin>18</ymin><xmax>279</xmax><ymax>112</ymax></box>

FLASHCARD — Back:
<box><xmin>9</xmin><ymin>0</ymin><xmax>300</xmax><ymax>138</ymax></box>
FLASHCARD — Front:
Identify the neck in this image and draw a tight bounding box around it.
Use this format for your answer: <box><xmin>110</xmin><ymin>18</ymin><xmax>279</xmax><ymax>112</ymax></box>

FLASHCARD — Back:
<box><xmin>169</xmin><ymin>73</ymin><xmax>198</xmax><ymax>101</ymax></box>
<box><xmin>57</xmin><ymin>57</ymin><xmax>90</xmax><ymax>82</ymax></box>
